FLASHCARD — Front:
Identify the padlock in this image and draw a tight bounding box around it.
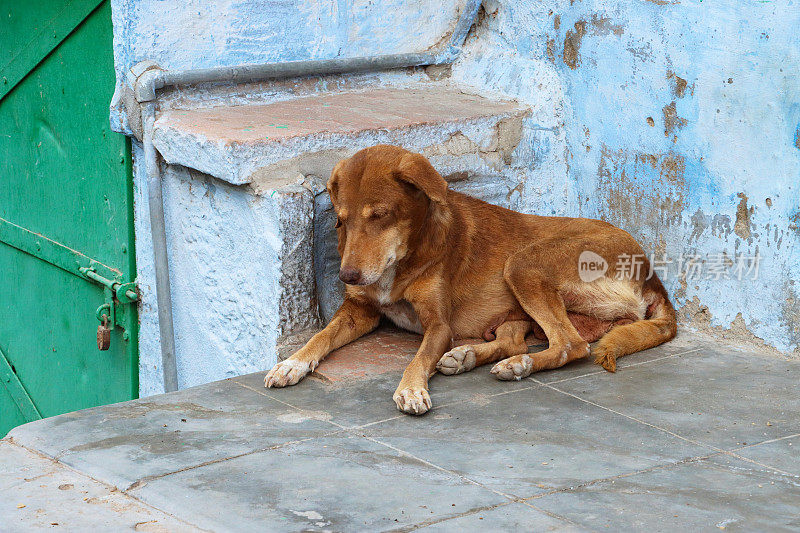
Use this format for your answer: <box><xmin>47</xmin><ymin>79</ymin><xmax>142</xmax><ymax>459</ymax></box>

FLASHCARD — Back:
<box><xmin>97</xmin><ymin>314</ymin><xmax>111</xmax><ymax>351</ymax></box>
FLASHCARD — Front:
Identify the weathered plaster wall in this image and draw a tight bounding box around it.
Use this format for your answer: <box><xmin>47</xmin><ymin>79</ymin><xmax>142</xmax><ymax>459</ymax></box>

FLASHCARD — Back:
<box><xmin>133</xmin><ymin>147</ymin><xmax>289</xmax><ymax>395</ymax></box>
<box><xmin>109</xmin><ymin>0</ymin><xmax>467</xmax><ymax>133</ymax></box>
<box><xmin>117</xmin><ymin>0</ymin><xmax>799</xmax><ymax>395</ymax></box>
<box><xmin>452</xmin><ymin>0</ymin><xmax>800</xmax><ymax>355</ymax></box>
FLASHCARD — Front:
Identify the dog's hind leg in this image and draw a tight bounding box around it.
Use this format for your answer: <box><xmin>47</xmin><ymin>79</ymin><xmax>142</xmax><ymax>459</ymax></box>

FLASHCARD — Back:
<box><xmin>492</xmin><ymin>251</ymin><xmax>590</xmax><ymax>380</ymax></box>
<box><xmin>436</xmin><ymin>320</ymin><xmax>531</xmax><ymax>375</ymax></box>
<box><xmin>593</xmin><ymin>275</ymin><xmax>677</xmax><ymax>372</ymax></box>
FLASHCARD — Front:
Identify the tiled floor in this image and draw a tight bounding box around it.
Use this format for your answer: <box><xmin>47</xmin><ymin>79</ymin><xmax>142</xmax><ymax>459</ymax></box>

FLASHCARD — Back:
<box><xmin>3</xmin><ymin>328</ymin><xmax>799</xmax><ymax>531</ymax></box>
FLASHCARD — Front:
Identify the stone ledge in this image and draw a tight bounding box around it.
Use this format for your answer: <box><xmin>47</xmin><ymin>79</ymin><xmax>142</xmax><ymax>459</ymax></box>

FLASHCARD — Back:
<box><xmin>152</xmin><ymin>85</ymin><xmax>529</xmax><ymax>185</ymax></box>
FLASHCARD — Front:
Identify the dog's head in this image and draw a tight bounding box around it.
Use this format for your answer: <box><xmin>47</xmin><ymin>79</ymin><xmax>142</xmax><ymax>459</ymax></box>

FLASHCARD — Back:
<box><xmin>327</xmin><ymin>145</ymin><xmax>450</xmax><ymax>286</ymax></box>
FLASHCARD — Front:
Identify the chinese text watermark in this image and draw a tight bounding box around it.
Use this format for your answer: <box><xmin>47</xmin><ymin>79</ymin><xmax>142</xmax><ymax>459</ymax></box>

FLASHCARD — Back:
<box><xmin>578</xmin><ymin>251</ymin><xmax>760</xmax><ymax>282</ymax></box>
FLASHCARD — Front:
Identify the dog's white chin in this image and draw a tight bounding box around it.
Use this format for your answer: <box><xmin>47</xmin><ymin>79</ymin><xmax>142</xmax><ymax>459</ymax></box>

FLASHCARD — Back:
<box><xmin>359</xmin><ymin>272</ymin><xmax>383</xmax><ymax>286</ymax></box>
<box><xmin>359</xmin><ymin>256</ymin><xmax>397</xmax><ymax>287</ymax></box>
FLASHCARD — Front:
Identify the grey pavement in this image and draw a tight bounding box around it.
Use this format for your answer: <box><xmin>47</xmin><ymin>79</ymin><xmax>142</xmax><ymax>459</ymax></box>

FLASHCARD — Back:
<box><xmin>2</xmin><ymin>329</ymin><xmax>799</xmax><ymax>531</ymax></box>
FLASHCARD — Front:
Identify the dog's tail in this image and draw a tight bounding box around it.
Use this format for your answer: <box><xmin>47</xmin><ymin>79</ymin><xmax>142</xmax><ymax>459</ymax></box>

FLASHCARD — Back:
<box><xmin>593</xmin><ymin>275</ymin><xmax>677</xmax><ymax>372</ymax></box>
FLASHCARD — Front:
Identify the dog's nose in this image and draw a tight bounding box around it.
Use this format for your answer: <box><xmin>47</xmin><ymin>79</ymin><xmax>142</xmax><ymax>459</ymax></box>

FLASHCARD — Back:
<box><xmin>339</xmin><ymin>267</ymin><xmax>362</xmax><ymax>285</ymax></box>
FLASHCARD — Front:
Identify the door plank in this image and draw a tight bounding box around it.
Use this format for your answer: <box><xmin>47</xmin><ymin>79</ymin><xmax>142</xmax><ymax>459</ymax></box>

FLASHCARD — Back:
<box><xmin>0</xmin><ymin>345</ymin><xmax>42</xmax><ymax>423</ymax></box>
<box><xmin>0</xmin><ymin>0</ymin><xmax>106</xmax><ymax>102</ymax></box>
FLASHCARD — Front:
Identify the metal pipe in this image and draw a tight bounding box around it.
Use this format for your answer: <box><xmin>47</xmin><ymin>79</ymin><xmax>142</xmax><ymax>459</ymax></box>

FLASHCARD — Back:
<box><xmin>143</xmin><ymin>102</ymin><xmax>178</xmax><ymax>393</ymax></box>
<box><xmin>135</xmin><ymin>0</ymin><xmax>481</xmax><ymax>101</ymax></box>
<box><xmin>160</xmin><ymin>52</ymin><xmax>436</xmax><ymax>89</ymax></box>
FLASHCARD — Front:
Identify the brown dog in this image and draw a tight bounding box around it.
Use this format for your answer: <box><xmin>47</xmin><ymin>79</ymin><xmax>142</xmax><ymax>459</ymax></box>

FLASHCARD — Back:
<box><xmin>265</xmin><ymin>145</ymin><xmax>677</xmax><ymax>414</ymax></box>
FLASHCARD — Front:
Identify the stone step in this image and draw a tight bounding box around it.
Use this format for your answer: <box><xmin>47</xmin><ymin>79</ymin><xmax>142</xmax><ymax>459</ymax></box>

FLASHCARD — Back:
<box><xmin>153</xmin><ymin>85</ymin><xmax>530</xmax><ymax>186</ymax></box>
<box><xmin>137</xmin><ymin>82</ymin><xmax>537</xmax><ymax>394</ymax></box>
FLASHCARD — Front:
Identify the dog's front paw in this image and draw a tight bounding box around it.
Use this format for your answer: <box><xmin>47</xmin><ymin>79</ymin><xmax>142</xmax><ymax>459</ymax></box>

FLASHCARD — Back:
<box><xmin>265</xmin><ymin>359</ymin><xmax>312</xmax><ymax>388</ymax></box>
<box><xmin>490</xmin><ymin>354</ymin><xmax>534</xmax><ymax>381</ymax></box>
<box><xmin>436</xmin><ymin>345</ymin><xmax>477</xmax><ymax>375</ymax></box>
<box><xmin>393</xmin><ymin>386</ymin><xmax>432</xmax><ymax>415</ymax></box>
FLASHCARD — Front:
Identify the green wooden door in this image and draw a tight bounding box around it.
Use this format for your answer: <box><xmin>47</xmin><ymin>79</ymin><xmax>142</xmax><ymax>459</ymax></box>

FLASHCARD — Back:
<box><xmin>0</xmin><ymin>0</ymin><xmax>138</xmax><ymax>437</ymax></box>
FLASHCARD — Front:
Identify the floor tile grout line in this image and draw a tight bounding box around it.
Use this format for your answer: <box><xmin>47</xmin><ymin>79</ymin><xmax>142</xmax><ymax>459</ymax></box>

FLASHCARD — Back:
<box><xmin>732</xmin><ymin>431</ymin><xmax>800</xmax><ymax>451</ymax></box>
<box><xmin>237</xmin><ymin>380</ymin><xmax>443</xmax><ymax>436</ymax></box>
<box><xmin>535</xmin><ymin>380</ymin><xmax>725</xmax><ymax>453</ymax></box>
<box><xmin>7</xmin><ymin>440</ymin><xmax>213</xmax><ymax>533</ymax></box>
<box><xmin>431</xmin><ymin>382</ymin><xmax>542</xmax><ymax>411</ymax></box>
<box><xmin>724</xmin><ymin>452</ymin><xmax>799</xmax><ymax>478</ymax></box>
<box><xmin>121</xmin><ymin>429</ymin><xmax>347</xmax><ymax>492</ymax></box>
<box><xmin>389</xmin><ymin>500</ymin><xmax>519</xmax><ymax>532</ymax></box>
<box><xmin>356</xmin><ymin>414</ymin><xmax>405</xmax><ymax>429</ymax></box>
<box><xmin>99</xmin><ymin>489</ymin><xmax>215</xmax><ymax>533</ymax></box>
<box><xmin>532</xmin><ymin>346</ymin><xmax>705</xmax><ymax>386</ymax></box>
<box><xmin>355</xmin><ymin>413</ymin><xmax>730</xmax><ymax>529</ymax></box>
<box><xmin>237</xmin><ymin>375</ymin><xmax>543</xmax><ymax>430</ymax></box>
<box><xmin>238</xmin><ymin>349</ymin><xmax>800</xmax><ymax>490</ymax></box>
<box><xmin>522</xmin><ymin>450</ymin><xmax>725</xmax><ymax>502</ymax></box>
<box><xmin>516</xmin><ymin>499</ymin><xmax>586</xmax><ymax>529</ymax></box>
<box><xmin>244</xmin><ymin>345</ymin><xmax>796</xmax><ymax>449</ymax></box>
<box><xmin>235</xmin><ymin>342</ymin><xmax>703</xmax><ymax>427</ymax></box>
<box><xmin>241</xmin><ymin>344</ymin><xmax>795</xmax><ymax>477</ymax></box>
<box><xmin>242</xmin><ymin>376</ymin><xmax>458</xmax><ymax>429</ymax></box>
<box><xmin>155</xmin><ymin>370</ymin><xmax>748</xmax><ymax>513</ymax></box>
<box><xmin>385</xmin><ymin>408</ymin><xmax>783</xmax><ymax>530</ymax></box>
<box><xmin>361</xmin><ymin>433</ymin><xmax>519</xmax><ymax>502</ymax></box>
<box><xmin>394</xmin><ymin>449</ymin><xmax>725</xmax><ymax>531</ymax></box>
<box><xmin>234</xmin><ymin>381</ymin><xmax>350</xmax><ymax>431</ymax></box>
<box><xmin>536</xmin><ymin>379</ymin><xmax>800</xmax><ymax>479</ymax></box>
<box><xmin>398</xmin><ymin>498</ymin><xmax>582</xmax><ymax>532</ymax></box>
<box><xmin>629</xmin><ymin>345</ymin><xmax>704</xmax><ymax>360</ymax></box>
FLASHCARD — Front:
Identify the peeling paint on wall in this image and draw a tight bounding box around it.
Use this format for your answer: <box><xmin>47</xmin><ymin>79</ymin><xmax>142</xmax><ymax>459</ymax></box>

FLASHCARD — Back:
<box><xmin>679</xmin><ymin>297</ymin><xmax>793</xmax><ymax>359</ymax></box>
<box><xmin>589</xmin><ymin>14</ymin><xmax>624</xmax><ymax>37</ymax></box>
<box><xmin>594</xmin><ymin>145</ymin><xmax>686</xmax><ymax>246</ymax></box>
<box><xmin>662</xmin><ymin>101</ymin><xmax>687</xmax><ymax>138</ymax></box>
<box><xmin>563</xmin><ymin>20</ymin><xmax>586</xmax><ymax>70</ymax></box>
<box><xmin>734</xmin><ymin>193</ymin><xmax>753</xmax><ymax>241</ymax></box>
<box><xmin>667</xmin><ymin>70</ymin><xmax>688</xmax><ymax>98</ymax></box>
<box><xmin>450</xmin><ymin>0</ymin><xmax>800</xmax><ymax>356</ymax></box>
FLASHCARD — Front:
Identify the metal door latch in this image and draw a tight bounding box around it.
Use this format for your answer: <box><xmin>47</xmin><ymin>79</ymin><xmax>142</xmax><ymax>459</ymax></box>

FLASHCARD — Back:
<box><xmin>82</xmin><ymin>268</ymin><xmax>139</xmax><ymax>352</ymax></box>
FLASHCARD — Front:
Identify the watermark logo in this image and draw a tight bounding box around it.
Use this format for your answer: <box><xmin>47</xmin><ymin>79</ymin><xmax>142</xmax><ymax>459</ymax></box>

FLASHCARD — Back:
<box><xmin>578</xmin><ymin>251</ymin><xmax>608</xmax><ymax>282</ymax></box>
<box><xmin>577</xmin><ymin>250</ymin><xmax>761</xmax><ymax>282</ymax></box>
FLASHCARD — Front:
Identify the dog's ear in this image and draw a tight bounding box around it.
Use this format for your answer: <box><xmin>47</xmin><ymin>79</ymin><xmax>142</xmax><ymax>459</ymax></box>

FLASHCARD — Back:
<box><xmin>395</xmin><ymin>152</ymin><xmax>448</xmax><ymax>205</ymax></box>
<box><xmin>326</xmin><ymin>159</ymin><xmax>346</xmax><ymax>207</ymax></box>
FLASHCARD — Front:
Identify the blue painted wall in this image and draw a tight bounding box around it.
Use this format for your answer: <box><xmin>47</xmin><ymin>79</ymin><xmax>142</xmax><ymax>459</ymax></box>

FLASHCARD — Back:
<box><xmin>109</xmin><ymin>0</ymin><xmax>466</xmax><ymax>133</ymax></box>
<box><xmin>111</xmin><ymin>0</ymin><xmax>800</xmax><ymax>355</ymax></box>
<box><xmin>452</xmin><ymin>0</ymin><xmax>800</xmax><ymax>354</ymax></box>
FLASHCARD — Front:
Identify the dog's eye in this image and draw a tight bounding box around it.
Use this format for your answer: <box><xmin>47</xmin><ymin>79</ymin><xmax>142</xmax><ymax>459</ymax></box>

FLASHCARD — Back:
<box><xmin>370</xmin><ymin>210</ymin><xmax>389</xmax><ymax>221</ymax></box>
<box><xmin>334</xmin><ymin>217</ymin><xmax>342</xmax><ymax>228</ymax></box>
